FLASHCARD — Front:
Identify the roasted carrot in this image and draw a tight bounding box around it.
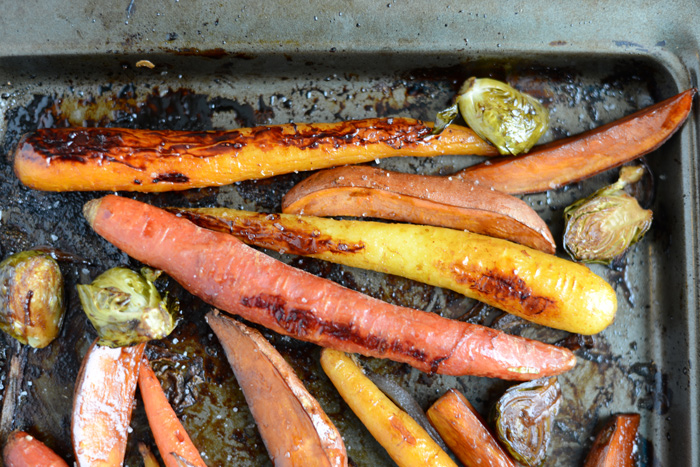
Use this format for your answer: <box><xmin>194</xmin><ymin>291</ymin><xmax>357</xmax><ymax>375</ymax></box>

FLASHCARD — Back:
<box><xmin>3</xmin><ymin>431</ymin><xmax>69</xmax><ymax>467</ymax></box>
<box><xmin>138</xmin><ymin>358</ymin><xmax>207</xmax><ymax>467</ymax></box>
<box><xmin>281</xmin><ymin>165</ymin><xmax>555</xmax><ymax>253</ymax></box>
<box><xmin>138</xmin><ymin>442</ymin><xmax>162</xmax><ymax>467</ymax></box>
<box><xmin>84</xmin><ymin>195</ymin><xmax>576</xmax><ymax>380</ymax></box>
<box><xmin>170</xmin><ymin>207</ymin><xmax>616</xmax><ymax>335</ymax></box>
<box><xmin>457</xmin><ymin>88</ymin><xmax>695</xmax><ymax>194</ymax></box>
<box><xmin>583</xmin><ymin>414</ymin><xmax>640</xmax><ymax>467</ymax></box>
<box><xmin>207</xmin><ymin>311</ymin><xmax>347</xmax><ymax>467</ymax></box>
<box><xmin>71</xmin><ymin>339</ymin><xmax>145</xmax><ymax>467</ymax></box>
<box><xmin>14</xmin><ymin>118</ymin><xmax>498</xmax><ymax>192</ymax></box>
<box><xmin>426</xmin><ymin>389</ymin><xmax>516</xmax><ymax>467</ymax></box>
<box><xmin>321</xmin><ymin>349</ymin><xmax>457</xmax><ymax>467</ymax></box>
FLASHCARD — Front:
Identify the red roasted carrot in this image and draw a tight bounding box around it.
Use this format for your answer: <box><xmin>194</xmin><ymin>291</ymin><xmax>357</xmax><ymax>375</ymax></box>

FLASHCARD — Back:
<box><xmin>208</xmin><ymin>311</ymin><xmax>348</xmax><ymax>467</ymax></box>
<box><xmin>3</xmin><ymin>431</ymin><xmax>69</xmax><ymax>467</ymax></box>
<box><xmin>14</xmin><ymin>118</ymin><xmax>498</xmax><ymax>193</ymax></box>
<box><xmin>281</xmin><ymin>165</ymin><xmax>556</xmax><ymax>253</ymax></box>
<box><xmin>457</xmin><ymin>88</ymin><xmax>695</xmax><ymax>194</ymax></box>
<box><xmin>583</xmin><ymin>414</ymin><xmax>640</xmax><ymax>467</ymax></box>
<box><xmin>71</xmin><ymin>339</ymin><xmax>145</xmax><ymax>467</ymax></box>
<box><xmin>426</xmin><ymin>389</ymin><xmax>516</xmax><ymax>467</ymax></box>
<box><xmin>138</xmin><ymin>358</ymin><xmax>206</xmax><ymax>467</ymax></box>
<box><xmin>83</xmin><ymin>195</ymin><xmax>575</xmax><ymax>380</ymax></box>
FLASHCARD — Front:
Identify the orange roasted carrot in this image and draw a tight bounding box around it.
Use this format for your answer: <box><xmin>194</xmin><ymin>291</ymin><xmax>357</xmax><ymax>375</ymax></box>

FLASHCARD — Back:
<box><xmin>208</xmin><ymin>311</ymin><xmax>347</xmax><ymax>467</ymax></box>
<box><xmin>71</xmin><ymin>339</ymin><xmax>145</xmax><ymax>467</ymax></box>
<box><xmin>583</xmin><ymin>414</ymin><xmax>640</xmax><ymax>467</ymax></box>
<box><xmin>457</xmin><ymin>88</ymin><xmax>695</xmax><ymax>194</ymax></box>
<box><xmin>14</xmin><ymin>118</ymin><xmax>497</xmax><ymax>193</ymax></box>
<box><xmin>84</xmin><ymin>195</ymin><xmax>575</xmax><ymax>380</ymax></box>
<box><xmin>3</xmin><ymin>431</ymin><xmax>69</xmax><ymax>467</ymax></box>
<box><xmin>281</xmin><ymin>165</ymin><xmax>555</xmax><ymax>253</ymax></box>
<box><xmin>426</xmin><ymin>389</ymin><xmax>516</xmax><ymax>467</ymax></box>
<box><xmin>138</xmin><ymin>358</ymin><xmax>206</xmax><ymax>467</ymax></box>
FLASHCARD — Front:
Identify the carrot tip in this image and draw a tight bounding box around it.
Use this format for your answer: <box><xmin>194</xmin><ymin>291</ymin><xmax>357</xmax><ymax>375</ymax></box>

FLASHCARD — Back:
<box><xmin>82</xmin><ymin>198</ymin><xmax>101</xmax><ymax>226</ymax></box>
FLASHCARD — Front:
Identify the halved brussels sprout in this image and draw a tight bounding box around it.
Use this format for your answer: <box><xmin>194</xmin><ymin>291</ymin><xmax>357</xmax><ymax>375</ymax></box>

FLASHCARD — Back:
<box><xmin>493</xmin><ymin>377</ymin><xmax>561</xmax><ymax>467</ymax></box>
<box><xmin>432</xmin><ymin>77</ymin><xmax>549</xmax><ymax>155</ymax></box>
<box><xmin>564</xmin><ymin>166</ymin><xmax>652</xmax><ymax>264</ymax></box>
<box><xmin>77</xmin><ymin>267</ymin><xmax>177</xmax><ymax>347</ymax></box>
<box><xmin>0</xmin><ymin>250</ymin><xmax>65</xmax><ymax>348</ymax></box>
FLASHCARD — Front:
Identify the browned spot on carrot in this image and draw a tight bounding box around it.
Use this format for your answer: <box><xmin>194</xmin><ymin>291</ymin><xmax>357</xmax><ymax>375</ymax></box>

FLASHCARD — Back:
<box><xmin>152</xmin><ymin>172</ymin><xmax>189</xmax><ymax>183</ymax></box>
<box><xmin>389</xmin><ymin>415</ymin><xmax>417</xmax><ymax>446</ymax></box>
<box><xmin>239</xmin><ymin>293</ymin><xmax>435</xmax><ymax>366</ymax></box>
<box><xmin>451</xmin><ymin>263</ymin><xmax>555</xmax><ymax>316</ymax></box>
<box><xmin>174</xmin><ymin>210</ymin><xmax>365</xmax><ymax>256</ymax></box>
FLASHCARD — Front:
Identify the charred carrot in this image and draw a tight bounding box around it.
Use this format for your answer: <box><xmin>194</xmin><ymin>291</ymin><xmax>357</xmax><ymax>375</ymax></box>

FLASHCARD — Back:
<box><xmin>138</xmin><ymin>358</ymin><xmax>206</xmax><ymax>467</ymax></box>
<box><xmin>170</xmin><ymin>207</ymin><xmax>616</xmax><ymax>335</ymax></box>
<box><xmin>426</xmin><ymin>389</ymin><xmax>516</xmax><ymax>467</ymax></box>
<box><xmin>457</xmin><ymin>89</ymin><xmax>695</xmax><ymax>194</ymax></box>
<box><xmin>3</xmin><ymin>431</ymin><xmax>69</xmax><ymax>467</ymax></box>
<box><xmin>321</xmin><ymin>349</ymin><xmax>457</xmax><ymax>467</ymax></box>
<box><xmin>84</xmin><ymin>195</ymin><xmax>576</xmax><ymax>380</ymax></box>
<box><xmin>281</xmin><ymin>165</ymin><xmax>556</xmax><ymax>253</ymax></box>
<box><xmin>71</xmin><ymin>340</ymin><xmax>145</xmax><ymax>467</ymax></box>
<box><xmin>583</xmin><ymin>414</ymin><xmax>640</xmax><ymax>467</ymax></box>
<box><xmin>14</xmin><ymin>118</ymin><xmax>497</xmax><ymax>193</ymax></box>
<box><xmin>207</xmin><ymin>311</ymin><xmax>347</xmax><ymax>467</ymax></box>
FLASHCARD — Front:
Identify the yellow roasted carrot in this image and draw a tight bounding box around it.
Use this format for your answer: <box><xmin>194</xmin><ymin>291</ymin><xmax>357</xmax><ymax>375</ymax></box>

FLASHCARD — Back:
<box><xmin>320</xmin><ymin>348</ymin><xmax>457</xmax><ymax>467</ymax></box>
<box><xmin>172</xmin><ymin>207</ymin><xmax>616</xmax><ymax>335</ymax></box>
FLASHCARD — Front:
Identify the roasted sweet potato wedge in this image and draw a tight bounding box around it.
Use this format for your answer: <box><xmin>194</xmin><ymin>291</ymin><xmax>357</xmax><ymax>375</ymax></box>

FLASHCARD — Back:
<box><xmin>71</xmin><ymin>340</ymin><xmax>145</xmax><ymax>467</ymax></box>
<box><xmin>281</xmin><ymin>165</ymin><xmax>555</xmax><ymax>253</ymax></box>
<box><xmin>457</xmin><ymin>89</ymin><xmax>695</xmax><ymax>194</ymax></box>
<box><xmin>583</xmin><ymin>414</ymin><xmax>640</xmax><ymax>467</ymax></box>
<box><xmin>207</xmin><ymin>311</ymin><xmax>347</xmax><ymax>467</ymax></box>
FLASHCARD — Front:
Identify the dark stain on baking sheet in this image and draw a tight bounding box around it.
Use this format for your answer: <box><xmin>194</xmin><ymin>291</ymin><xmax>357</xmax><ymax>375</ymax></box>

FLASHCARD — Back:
<box><xmin>0</xmin><ymin>56</ymin><xmax>678</xmax><ymax>466</ymax></box>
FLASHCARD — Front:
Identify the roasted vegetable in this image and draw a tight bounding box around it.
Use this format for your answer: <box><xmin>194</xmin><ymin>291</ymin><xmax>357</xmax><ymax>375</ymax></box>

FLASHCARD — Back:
<box><xmin>14</xmin><ymin>118</ymin><xmax>498</xmax><ymax>192</ymax></box>
<box><xmin>426</xmin><ymin>389</ymin><xmax>516</xmax><ymax>467</ymax></box>
<box><xmin>281</xmin><ymin>165</ymin><xmax>556</xmax><ymax>253</ymax></box>
<box><xmin>0</xmin><ymin>250</ymin><xmax>65</xmax><ymax>348</ymax></box>
<box><xmin>137</xmin><ymin>443</ymin><xmax>161</xmax><ymax>467</ymax></box>
<box><xmin>72</xmin><ymin>340</ymin><xmax>145</xmax><ymax>467</ymax></box>
<box><xmin>77</xmin><ymin>267</ymin><xmax>177</xmax><ymax>347</ymax></box>
<box><xmin>454</xmin><ymin>77</ymin><xmax>550</xmax><ymax>155</ymax></box>
<box><xmin>171</xmin><ymin>207</ymin><xmax>616</xmax><ymax>335</ymax></box>
<box><xmin>492</xmin><ymin>377</ymin><xmax>561</xmax><ymax>467</ymax></box>
<box><xmin>139</xmin><ymin>357</ymin><xmax>207</xmax><ymax>467</ymax></box>
<box><xmin>84</xmin><ymin>195</ymin><xmax>577</xmax><ymax>380</ymax></box>
<box><xmin>208</xmin><ymin>311</ymin><xmax>347</xmax><ymax>467</ymax></box>
<box><xmin>321</xmin><ymin>349</ymin><xmax>457</xmax><ymax>467</ymax></box>
<box><xmin>583</xmin><ymin>414</ymin><xmax>640</xmax><ymax>467</ymax></box>
<box><xmin>563</xmin><ymin>166</ymin><xmax>652</xmax><ymax>264</ymax></box>
<box><xmin>3</xmin><ymin>431</ymin><xmax>69</xmax><ymax>467</ymax></box>
<box><xmin>457</xmin><ymin>88</ymin><xmax>695</xmax><ymax>194</ymax></box>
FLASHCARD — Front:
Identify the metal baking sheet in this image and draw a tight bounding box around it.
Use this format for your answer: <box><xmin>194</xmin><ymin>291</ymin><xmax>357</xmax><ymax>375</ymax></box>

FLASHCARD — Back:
<box><xmin>0</xmin><ymin>2</ymin><xmax>698</xmax><ymax>466</ymax></box>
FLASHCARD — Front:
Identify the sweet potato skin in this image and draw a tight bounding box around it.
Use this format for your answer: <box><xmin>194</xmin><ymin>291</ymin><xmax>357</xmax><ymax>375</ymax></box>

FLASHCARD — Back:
<box><xmin>85</xmin><ymin>195</ymin><xmax>576</xmax><ymax>380</ymax></box>
<box><xmin>14</xmin><ymin>118</ymin><xmax>497</xmax><ymax>192</ymax></box>
<box><xmin>457</xmin><ymin>89</ymin><xmax>695</xmax><ymax>194</ymax></box>
<box><xmin>4</xmin><ymin>431</ymin><xmax>69</xmax><ymax>467</ymax></box>
<box><xmin>171</xmin><ymin>207</ymin><xmax>616</xmax><ymax>335</ymax></box>
<box><xmin>207</xmin><ymin>312</ymin><xmax>342</xmax><ymax>467</ymax></box>
<box><xmin>583</xmin><ymin>414</ymin><xmax>640</xmax><ymax>467</ymax></box>
<box><xmin>426</xmin><ymin>389</ymin><xmax>516</xmax><ymax>467</ymax></box>
<box><xmin>320</xmin><ymin>349</ymin><xmax>457</xmax><ymax>467</ymax></box>
<box><xmin>281</xmin><ymin>165</ymin><xmax>556</xmax><ymax>253</ymax></box>
<box><xmin>71</xmin><ymin>340</ymin><xmax>145</xmax><ymax>467</ymax></box>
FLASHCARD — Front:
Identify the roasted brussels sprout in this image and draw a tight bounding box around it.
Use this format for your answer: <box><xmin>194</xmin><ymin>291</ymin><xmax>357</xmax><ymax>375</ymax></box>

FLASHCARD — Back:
<box><xmin>432</xmin><ymin>77</ymin><xmax>549</xmax><ymax>155</ymax></box>
<box><xmin>0</xmin><ymin>250</ymin><xmax>65</xmax><ymax>348</ymax></box>
<box><xmin>493</xmin><ymin>377</ymin><xmax>561</xmax><ymax>467</ymax></box>
<box><xmin>564</xmin><ymin>166</ymin><xmax>652</xmax><ymax>264</ymax></box>
<box><xmin>77</xmin><ymin>267</ymin><xmax>177</xmax><ymax>347</ymax></box>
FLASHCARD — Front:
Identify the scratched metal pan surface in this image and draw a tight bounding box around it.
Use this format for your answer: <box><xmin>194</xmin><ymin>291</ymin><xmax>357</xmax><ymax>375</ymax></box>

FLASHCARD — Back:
<box><xmin>0</xmin><ymin>2</ymin><xmax>698</xmax><ymax>466</ymax></box>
